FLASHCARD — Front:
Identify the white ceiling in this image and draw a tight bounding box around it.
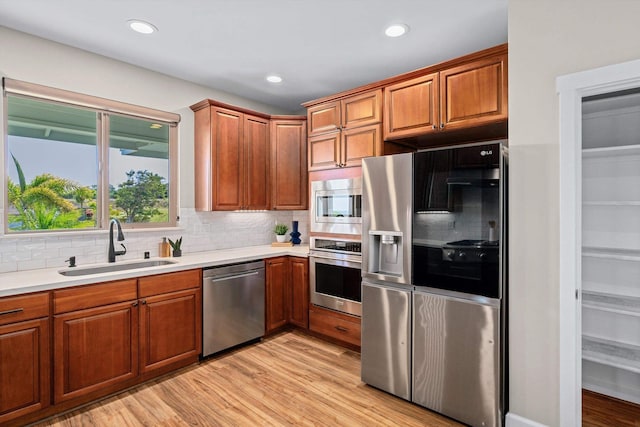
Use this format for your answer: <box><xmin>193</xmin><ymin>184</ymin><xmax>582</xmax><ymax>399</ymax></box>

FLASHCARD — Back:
<box><xmin>0</xmin><ymin>0</ymin><xmax>508</xmax><ymax>113</ymax></box>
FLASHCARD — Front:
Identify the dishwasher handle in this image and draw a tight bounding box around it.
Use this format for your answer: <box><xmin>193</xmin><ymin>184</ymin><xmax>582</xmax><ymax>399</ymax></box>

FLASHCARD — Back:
<box><xmin>206</xmin><ymin>270</ymin><xmax>261</xmax><ymax>283</ymax></box>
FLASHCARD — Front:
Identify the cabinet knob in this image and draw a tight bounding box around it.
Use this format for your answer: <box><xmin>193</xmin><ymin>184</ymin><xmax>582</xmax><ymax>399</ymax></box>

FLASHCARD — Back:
<box><xmin>132</xmin><ymin>301</ymin><xmax>138</xmax><ymax>307</ymax></box>
<box><xmin>141</xmin><ymin>300</ymin><xmax>147</xmax><ymax>305</ymax></box>
<box><xmin>440</xmin><ymin>123</ymin><xmax>445</xmax><ymax>129</ymax></box>
<box><xmin>432</xmin><ymin>124</ymin><xmax>437</xmax><ymax>130</ymax></box>
<box><xmin>335</xmin><ymin>163</ymin><xmax>341</xmax><ymax>168</ymax></box>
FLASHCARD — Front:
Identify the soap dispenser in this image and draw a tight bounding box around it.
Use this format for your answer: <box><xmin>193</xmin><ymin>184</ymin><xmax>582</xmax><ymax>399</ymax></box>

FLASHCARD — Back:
<box><xmin>160</xmin><ymin>237</ymin><xmax>171</xmax><ymax>257</ymax></box>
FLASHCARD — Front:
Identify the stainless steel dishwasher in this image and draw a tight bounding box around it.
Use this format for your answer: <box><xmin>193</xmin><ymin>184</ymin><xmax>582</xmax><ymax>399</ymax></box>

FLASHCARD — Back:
<box><xmin>202</xmin><ymin>260</ymin><xmax>265</xmax><ymax>357</ymax></box>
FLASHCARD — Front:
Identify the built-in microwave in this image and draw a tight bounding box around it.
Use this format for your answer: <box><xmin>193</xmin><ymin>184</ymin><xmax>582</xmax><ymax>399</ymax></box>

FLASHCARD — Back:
<box><xmin>310</xmin><ymin>177</ymin><xmax>362</xmax><ymax>235</ymax></box>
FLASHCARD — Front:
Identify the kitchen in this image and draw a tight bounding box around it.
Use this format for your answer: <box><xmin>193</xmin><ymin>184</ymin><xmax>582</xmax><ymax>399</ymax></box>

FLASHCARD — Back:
<box><xmin>0</xmin><ymin>1</ymin><xmax>640</xmax><ymax>426</ymax></box>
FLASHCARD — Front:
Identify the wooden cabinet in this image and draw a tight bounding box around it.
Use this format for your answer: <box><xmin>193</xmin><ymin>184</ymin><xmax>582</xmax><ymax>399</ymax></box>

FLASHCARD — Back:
<box><xmin>309</xmin><ymin>305</ymin><xmax>361</xmax><ymax>348</ymax></box>
<box><xmin>270</xmin><ymin>118</ymin><xmax>308</xmax><ymax>210</ymax></box>
<box><xmin>53</xmin><ymin>279</ymin><xmax>139</xmax><ymax>403</ymax></box>
<box><xmin>384</xmin><ymin>73</ymin><xmax>439</xmax><ymax>140</ymax></box>
<box><xmin>138</xmin><ymin>270</ymin><xmax>202</xmax><ymax>378</ymax></box>
<box><xmin>52</xmin><ymin>271</ymin><xmax>201</xmax><ymax>405</ymax></box>
<box><xmin>265</xmin><ymin>257</ymin><xmax>289</xmax><ymax>333</ymax></box>
<box><xmin>0</xmin><ymin>292</ymin><xmax>50</xmax><ymax>424</ymax></box>
<box><xmin>192</xmin><ymin>100</ymin><xmax>270</xmax><ymax>211</ymax></box>
<box><xmin>289</xmin><ymin>257</ymin><xmax>309</xmax><ymax>329</ymax></box>
<box><xmin>265</xmin><ymin>256</ymin><xmax>309</xmax><ymax>333</ymax></box>
<box><xmin>307</xmin><ymin>89</ymin><xmax>382</xmax><ymax>171</ymax></box>
<box><xmin>384</xmin><ymin>50</ymin><xmax>507</xmax><ymax>141</ymax></box>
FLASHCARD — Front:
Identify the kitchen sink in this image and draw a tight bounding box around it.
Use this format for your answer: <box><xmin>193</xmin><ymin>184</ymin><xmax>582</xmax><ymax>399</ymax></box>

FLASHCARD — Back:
<box><xmin>58</xmin><ymin>260</ymin><xmax>177</xmax><ymax>276</ymax></box>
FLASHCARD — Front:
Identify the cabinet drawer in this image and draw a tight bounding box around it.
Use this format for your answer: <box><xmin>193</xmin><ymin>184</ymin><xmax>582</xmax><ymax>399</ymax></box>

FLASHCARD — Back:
<box><xmin>138</xmin><ymin>269</ymin><xmax>201</xmax><ymax>297</ymax></box>
<box><xmin>0</xmin><ymin>292</ymin><xmax>49</xmax><ymax>326</ymax></box>
<box><xmin>53</xmin><ymin>279</ymin><xmax>137</xmax><ymax>314</ymax></box>
<box><xmin>309</xmin><ymin>306</ymin><xmax>361</xmax><ymax>347</ymax></box>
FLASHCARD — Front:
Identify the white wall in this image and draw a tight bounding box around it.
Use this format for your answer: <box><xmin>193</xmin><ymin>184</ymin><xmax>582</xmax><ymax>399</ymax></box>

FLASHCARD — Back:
<box><xmin>0</xmin><ymin>26</ymin><xmax>308</xmax><ymax>272</ymax></box>
<box><xmin>508</xmin><ymin>0</ymin><xmax>640</xmax><ymax>425</ymax></box>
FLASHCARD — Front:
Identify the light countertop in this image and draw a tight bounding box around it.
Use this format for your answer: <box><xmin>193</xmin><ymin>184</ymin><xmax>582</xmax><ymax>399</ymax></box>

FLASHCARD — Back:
<box><xmin>0</xmin><ymin>244</ymin><xmax>309</xmax><ymax>297</ymax></box>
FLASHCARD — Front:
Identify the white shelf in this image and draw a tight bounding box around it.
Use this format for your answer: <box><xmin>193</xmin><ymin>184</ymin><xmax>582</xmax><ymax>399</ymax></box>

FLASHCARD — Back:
<box><xmin>582</xmin><ymin>335</ymin><xmax>640</xmax><ymax>374</ymax></box>
<box><xmin>583</xmin><ymin>247</ymin><xmax>640</xmax><ymax>262</ymax></box>
<box><xmin>583</xmin><ymin>201</ymin><xmax>640</xmax><ymax>206</ymax></box>
<box><xmin>583</xmin><ymin>144</ymin><xmax>640</xmax><ymax>158</ymax></box>
<box><xmin>583</xmin><ymin>291</ymin><xmax>640</xmax><ymax>317</ymax></box>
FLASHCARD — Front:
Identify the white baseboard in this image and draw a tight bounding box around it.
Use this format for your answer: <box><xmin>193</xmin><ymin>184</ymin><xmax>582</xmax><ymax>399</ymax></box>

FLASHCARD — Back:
<box><xmin>505</xmin><ymin>412</ymin><xmax>548</xmax><ymax>427</ymax></box>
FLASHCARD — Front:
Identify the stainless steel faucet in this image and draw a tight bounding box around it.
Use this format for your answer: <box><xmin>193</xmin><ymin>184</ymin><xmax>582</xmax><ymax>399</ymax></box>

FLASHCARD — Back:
<box><xmin>108</xmin><ymin>219</ymin><xmax>127</xmax><ymax>262</ymax></box>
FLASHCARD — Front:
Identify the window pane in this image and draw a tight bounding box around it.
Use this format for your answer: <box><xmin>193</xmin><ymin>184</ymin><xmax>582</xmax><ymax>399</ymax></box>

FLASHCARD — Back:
<box><xmin>108</xmin><ymin>115</ymin><xmax>170</xmax><ymax>225</ymax></box>
<box><xmin>6</xmin><ymin>96</ymin><xmax>98</xmax><ymax>232</ymax></box>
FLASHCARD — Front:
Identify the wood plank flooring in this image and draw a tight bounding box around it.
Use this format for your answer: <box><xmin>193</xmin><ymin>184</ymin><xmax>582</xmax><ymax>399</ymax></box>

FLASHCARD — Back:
<box><xmin>583</xmin><ymin>389</ymin><xmax>640</xmax><ymax>426</ymax></box>
<box><xmin>34</xmin><ymin>331</ymin><xmax>462</xmax><ymax>426</ymax></box>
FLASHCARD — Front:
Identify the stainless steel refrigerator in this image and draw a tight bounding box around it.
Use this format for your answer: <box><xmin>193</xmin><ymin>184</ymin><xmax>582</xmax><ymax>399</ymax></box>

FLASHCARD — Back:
<box><xmin>361</xmin><ymin>142</ymin><xmax>506</xmax><ymax>427</ymax></box>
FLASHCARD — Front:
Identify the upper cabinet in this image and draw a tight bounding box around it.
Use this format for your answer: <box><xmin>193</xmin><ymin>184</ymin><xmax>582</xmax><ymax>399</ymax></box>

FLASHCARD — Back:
<box><xmin>305</xmin><ymin>44</ymin><xmax>508</xmax><ymax>153</ymax></box>
<box><xmin>307</xmin><ymin>89</ymin><xmax>383</xmax><ymax>171</ymax></box>
<box><xmin>191</xmin><ymin>100</ymin><xmax>307</xmax><ymax>211</ymax></box>
<box><xmin>385</xmin><ymin>49</ymin><xmax>507</xmax><ymax>141</ymax></box>
<box><xmin>270</xmin><ymin>117</ymin><xmax>308</xmax><ymax>210</ymax></box>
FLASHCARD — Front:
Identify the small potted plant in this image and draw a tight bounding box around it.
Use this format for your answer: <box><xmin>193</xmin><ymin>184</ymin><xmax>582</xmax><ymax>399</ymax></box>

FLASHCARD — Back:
<box><xmin>168</xmin><ymin>237</ymin><xmax>182</xmax><ymax>257</ymax></box>
<box><xmin>274</xmin><ymin>224</ymin><xmax>289</xmax><ymax>243</ymax></box>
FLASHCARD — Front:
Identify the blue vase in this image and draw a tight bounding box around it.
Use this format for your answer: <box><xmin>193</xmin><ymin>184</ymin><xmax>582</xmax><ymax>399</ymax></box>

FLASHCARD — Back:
<box><xmin>290</xmin><ymin>221</ymin><xmax>301</xmax><ymax>245</ymax></box>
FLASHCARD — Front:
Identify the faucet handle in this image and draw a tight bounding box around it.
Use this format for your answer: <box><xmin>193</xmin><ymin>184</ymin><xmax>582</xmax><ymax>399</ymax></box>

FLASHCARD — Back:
<box><xmin>117</xmin><ymin>244</ymin><xmax>127</xmax><ymax>256</ymax></box>
<box><xmin>65</xmin><ymin>256</ymin><xmax>77</xmax><ymax>268</ymax></box>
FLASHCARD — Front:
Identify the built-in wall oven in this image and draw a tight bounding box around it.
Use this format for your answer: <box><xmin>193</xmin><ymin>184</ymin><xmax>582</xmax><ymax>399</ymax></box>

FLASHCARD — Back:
<box><xmin>309</xmin><ymin>237</ymin><xmax>362</xmax><ymax>317</ymax></box>
<box><xmin>310</xmin><ymin>178</ymin><xmax>362</xmax><ymax>235</ymax></box>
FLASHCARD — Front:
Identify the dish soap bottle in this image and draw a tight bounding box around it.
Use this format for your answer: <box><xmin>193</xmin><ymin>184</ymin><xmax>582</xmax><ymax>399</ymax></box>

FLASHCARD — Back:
<box><xmin>160</xmin><ymin>237</ymin><xmax>171</xmax><ymax>257</ymax></box>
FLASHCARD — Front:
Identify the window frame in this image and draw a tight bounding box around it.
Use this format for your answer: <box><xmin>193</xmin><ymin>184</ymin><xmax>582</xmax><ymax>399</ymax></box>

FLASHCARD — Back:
<box><xmin>2</xmin><ymin>78</ymin><xmax>180</xmax><ymax>234</ymax></box>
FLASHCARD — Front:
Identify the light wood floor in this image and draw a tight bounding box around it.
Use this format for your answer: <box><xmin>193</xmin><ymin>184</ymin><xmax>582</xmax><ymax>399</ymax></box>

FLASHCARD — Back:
<box><xmin>34</xmin><ymin>330</ymin><xmax>462</xmax><ymax>426</ymax></box>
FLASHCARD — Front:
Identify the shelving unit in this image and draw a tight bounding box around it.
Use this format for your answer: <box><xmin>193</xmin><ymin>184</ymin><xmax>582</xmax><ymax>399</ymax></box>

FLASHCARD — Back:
<box><xmin>581</xmin><ymin>88</ymin><xmax>640</xmax><ymax>405</ymax></box>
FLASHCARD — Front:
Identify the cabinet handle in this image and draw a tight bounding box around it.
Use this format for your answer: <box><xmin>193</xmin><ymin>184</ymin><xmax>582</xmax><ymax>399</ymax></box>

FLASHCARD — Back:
<box><xmin>440</xmin><ymin>123</ymin><xmax>445</xmax><ymax>129</ymax></box>
<box><xmin>335</xmin><ymin>325</ymin><xmax>348</xmax><ymax>333</ymax></box>
<box><xmin>141</xmin><ymin>300</ymin><xmax>147</xmax><ymax>305</ymax></box>
<box><xmin>0</xmin><ymin>308</ymin><xmax>23</xmax><ymax>316</ymax></box>
<box><xmin>132</xmin><ymin>301</ymin><xmax>138</xmax><ymax>307</ymax></box>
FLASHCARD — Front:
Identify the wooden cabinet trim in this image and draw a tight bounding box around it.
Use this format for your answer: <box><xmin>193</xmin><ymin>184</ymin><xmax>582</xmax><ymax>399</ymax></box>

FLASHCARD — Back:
<box><xmin>0</xmin><ymin>292</ymin><xmax>49</xmax><ymax>326</ymax></box>
<box><xmin>53</xmin><ymin>279</ymin><xmax>137</xmax><ymax>314</ymax></box>
<box><xmin>138</xmin><ymin>269</ymin><xmax>201</xmax><ymax>298</ymax></box>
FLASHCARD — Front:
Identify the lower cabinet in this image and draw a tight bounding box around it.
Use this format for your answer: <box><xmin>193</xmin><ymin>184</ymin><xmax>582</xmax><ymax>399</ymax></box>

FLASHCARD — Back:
<box><xmin>265</xmin><ymin>257</ymin><xmax>289</xmax><ymax>333</ymax></box>
<box><xmin>0</xmin><ymin>292</ymin><xmax>50</xmax><ymax>424</ymax></box>
<box><xmin>265</xmin><ymin>256</ymin><xmax>309</xmax><ymax>334</ymax></box>
<box><xmin>53</xmin><ymin>279</ymin><xmax>139</xmax><ymax>403</ymax></box>
<box><xmin>138</xmin><ymin>270</ymin><xmax>202</xmax><ymax>378</ymax></box>
<box><xmin>309</xmin><ymin>305</ymin><xmax>361</xmax><ymax>348</ymax></box>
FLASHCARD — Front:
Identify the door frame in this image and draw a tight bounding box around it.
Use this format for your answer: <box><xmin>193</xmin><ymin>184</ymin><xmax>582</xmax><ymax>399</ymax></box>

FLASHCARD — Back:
<box><xmin>557</xmin><ymin>58</ymin><xmax>640</xmax><ymax>427</ymax></box>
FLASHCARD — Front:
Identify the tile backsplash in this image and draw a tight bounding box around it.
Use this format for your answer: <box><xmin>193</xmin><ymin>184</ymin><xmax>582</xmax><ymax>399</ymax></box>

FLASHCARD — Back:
<box><xmin>0</xmin><ymin>208</ymin><xmax>309</xmax><ymax>274</ymax></box>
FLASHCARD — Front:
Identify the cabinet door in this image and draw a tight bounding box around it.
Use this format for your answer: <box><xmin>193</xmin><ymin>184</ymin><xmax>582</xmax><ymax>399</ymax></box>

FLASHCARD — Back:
<box><xmin>271</xmin><ymin>119</ymin><xmax>308</xmax><ymax>210</ymax></box>
<box><xmin>53</xmin><ymin>301</ymin><xmax>138</xmax><ymax>403</ymax></box>
<box><xmin>307</xmin><ymin>101</ymin><xmax>340</xmax><ymax>136</ymax></box>
<box><xmin>439</xmin><ymin>54</ymin><xmax>508</xmax><ymax>130</ymax></box>
<box><xmin>341</xmin><ymin>89</ymin><xmax>382</xmax><ymax>129</ymax></box>
<box><xmin>341</xmin><ymin>123</ymin><xmax>382</xmax><ymax>168</ymax></box>
<box><xmin>265</xmin><ymin>257</ymin><xmax>289</xmax><ymax>333</ymax></box>
<box><xmin>384</xmin><ymin>73</ymin><xmax>439</xmax><ymax>140</ymax></box>
<box><xmin>212</xmin><ymin>106</ymin><xmax>244</xmax><ymax>210</ymax></box>
<box><xmin>308</xmin><ymin>131</ymin><xmax>340</xmax><ymax>171</ymax></box>
<box><xmin>0</xmin><ymin>318</ymin><xmax>50</xmax><ymax>424</ymax></box>
<box><xmin>139</xmin><ymin>288</ymin><xmax>201</xmax><ymax>378</ymax></box>
<box><xmin>244</xmin><ymin>115</ymin><xmax>270</xmax><ymax>210</ymax></box>
<box><xmin>289</xmin><ymin>257</ymin><xmax>309</xmax><ymax>329</ymax></box>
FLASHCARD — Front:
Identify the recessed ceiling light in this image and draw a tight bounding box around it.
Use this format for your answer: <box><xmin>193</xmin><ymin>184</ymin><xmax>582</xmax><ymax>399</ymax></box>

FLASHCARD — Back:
<box><xmin>128</xmin><ymin>19</ymin><xmax>157</xmax><ymax>35</ymax></box>
<box><xmin>385</xmin><ymin>24</ymin><xmax>409</xmax><ymax>38</ymax></box>
<box><xmin>266</xmin><ymin>75</ymin><xmax>283</xmax><ymax>84</ymax></box>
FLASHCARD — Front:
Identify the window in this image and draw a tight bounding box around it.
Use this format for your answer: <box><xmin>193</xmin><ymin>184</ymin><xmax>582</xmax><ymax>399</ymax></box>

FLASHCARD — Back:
<box><xmin>3</xmin><ymin>79</ymin><xmax>179</xmax><ymax>233</ymax></box>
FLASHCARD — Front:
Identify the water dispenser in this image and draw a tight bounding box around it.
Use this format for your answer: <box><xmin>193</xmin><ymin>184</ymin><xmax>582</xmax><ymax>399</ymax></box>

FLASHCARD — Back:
<box><xmin>368</xmin><ymin>231</ymin><xmax>403</xmax><ymax>277</ymax></box>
